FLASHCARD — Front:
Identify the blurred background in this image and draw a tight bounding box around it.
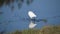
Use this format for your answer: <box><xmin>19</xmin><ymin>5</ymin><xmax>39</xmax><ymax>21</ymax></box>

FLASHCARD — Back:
<box><xmin>0</xmin><ymin>0</ymin><xmax>60</xmax><ymax>33</ymax></box>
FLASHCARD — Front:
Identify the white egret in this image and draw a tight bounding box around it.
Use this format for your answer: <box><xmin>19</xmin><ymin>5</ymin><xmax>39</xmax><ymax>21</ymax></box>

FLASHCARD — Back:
<box><xmin>28</xmin><ymin>11</ymin><xmax>36</xmax><ymax>19</ymax></box>
<box><xmin>29</xmin><ymin>21</ymin><xmax>37</xmax><ymax>29</ymax></box>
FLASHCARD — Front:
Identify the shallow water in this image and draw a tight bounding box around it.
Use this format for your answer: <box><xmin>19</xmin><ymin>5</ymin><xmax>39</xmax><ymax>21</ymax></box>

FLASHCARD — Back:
<box><xmin>0</xmin><ymin>0</ymin><xmax>60</xmax><ymax>32</ymax></box>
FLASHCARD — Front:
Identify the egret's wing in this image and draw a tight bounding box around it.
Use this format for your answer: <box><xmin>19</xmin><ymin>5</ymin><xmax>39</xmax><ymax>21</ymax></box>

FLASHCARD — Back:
<box><xmin>28</xmin><ymin>11</ymin><xmax>36</xmax><ymax>18</ymax></box>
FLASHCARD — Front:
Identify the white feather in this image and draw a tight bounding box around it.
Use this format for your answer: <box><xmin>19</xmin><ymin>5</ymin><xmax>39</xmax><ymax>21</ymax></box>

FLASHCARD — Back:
<box><xmin>28</xmin><ymin>11</ymin><xmax>36</xmax><ymax>19</ymax></box>
<box><xmin>29</xmin><ymin>21</ymin><xmax>37</xmax><ymax>29</ymax></box>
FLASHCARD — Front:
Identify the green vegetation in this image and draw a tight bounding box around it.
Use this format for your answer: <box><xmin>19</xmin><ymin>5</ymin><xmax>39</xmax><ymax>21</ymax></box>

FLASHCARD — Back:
<box><xmin>5</xmin><ymin>25</ymin><xmax>60</xmax><ymax>34</ymax></box>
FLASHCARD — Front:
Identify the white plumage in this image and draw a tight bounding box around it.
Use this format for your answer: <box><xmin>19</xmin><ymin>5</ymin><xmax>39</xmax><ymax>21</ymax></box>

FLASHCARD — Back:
<box><xmin>28</xmin><ymin>11</ymin><xmax>37</xmax><ymax>29</ymax></box>
<box><xmin>28</xmin><ymin>11</ymin><xmax>36</xmax><ymax>19</ymax></box>
<box><xmin>29</xmin><ymin>21</ymin><xmax>37</xmax><ymax>29</ymax></box>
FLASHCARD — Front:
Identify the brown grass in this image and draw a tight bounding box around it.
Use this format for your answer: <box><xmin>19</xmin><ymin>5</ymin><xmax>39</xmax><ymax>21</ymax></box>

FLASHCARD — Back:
<box><xmin>5</xmin><ymin>25</ymin><xmax>60</xmax><ymax>34</ymax></box>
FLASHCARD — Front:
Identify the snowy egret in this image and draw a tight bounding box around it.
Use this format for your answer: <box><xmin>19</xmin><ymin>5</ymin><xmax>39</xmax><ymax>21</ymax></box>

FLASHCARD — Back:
<box><xmin>29</xmin><ymin>21</ymin><xmax>37</xmax><ymax>29</ymax></box>
<box><xmin>28</xmin><ymin>11</ymin><xmax>47</xmax><ymax>23</ymax></box>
